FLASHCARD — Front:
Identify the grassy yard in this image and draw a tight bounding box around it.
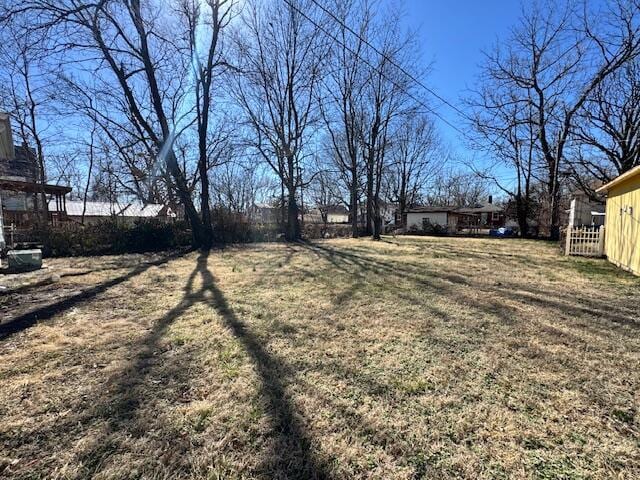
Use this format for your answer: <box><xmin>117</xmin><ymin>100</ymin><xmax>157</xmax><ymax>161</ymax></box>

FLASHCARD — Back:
<box><xmin>0</xmin><ymin>236</ymin><xmax>639</xmax><ymax>479</ymax></box>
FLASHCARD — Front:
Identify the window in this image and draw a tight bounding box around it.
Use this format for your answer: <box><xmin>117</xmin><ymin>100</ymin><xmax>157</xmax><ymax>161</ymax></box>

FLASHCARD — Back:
<box><xmin>492</xmin><ymin>211</ymin><xmax>500</xmax><ymax>221</ymax></box>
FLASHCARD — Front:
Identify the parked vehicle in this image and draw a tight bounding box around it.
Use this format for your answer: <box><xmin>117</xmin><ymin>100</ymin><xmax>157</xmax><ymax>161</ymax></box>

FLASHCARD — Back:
<box><xmin>490</xmin><ymin>227</ymin><xmax>516</xmax><ymax>237</ymax></box>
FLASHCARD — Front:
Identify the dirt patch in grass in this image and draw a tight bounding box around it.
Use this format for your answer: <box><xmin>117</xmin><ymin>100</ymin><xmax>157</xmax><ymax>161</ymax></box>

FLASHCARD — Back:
<box><xmin>1</xmin><ymin>237</ymin><xmax>639</xmax><ymax>479</ymax></box>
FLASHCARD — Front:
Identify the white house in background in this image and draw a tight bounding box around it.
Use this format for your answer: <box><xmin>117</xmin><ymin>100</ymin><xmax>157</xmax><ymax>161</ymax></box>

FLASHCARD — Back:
<box><xmin>48</xmin><ymin>200</ymin><xmax>175</xmax><ymax>225</ymax></box>
<box><xmin>305</xmin><ymin>205</ymin><xmax>350</xmax><ymax>224</ymax></box>
<box><xmin>406</xmin><ymin>206</ymin><xmax>459</xmax><ymax>230</ymax></box>
<box><xmin>325</xmin><ymin>205</ymin><xmax>349</xmax><ymax>223</ymax></box>
<box><xmin>567</xmin><ymin>190</ymin><xmax>605</xmax><ymax>227</ymax></box>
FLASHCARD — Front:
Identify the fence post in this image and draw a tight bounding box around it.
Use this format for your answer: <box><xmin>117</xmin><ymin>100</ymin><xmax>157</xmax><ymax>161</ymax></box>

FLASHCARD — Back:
<box><xmin>565</xmin><ymin>225</ymin><xmax>572</xmax><ymax>256</ymax></box>
<box><xmin>598</xmin><ymin>225</ymin><xmax>605</xmax><ymax>257</ymax></box>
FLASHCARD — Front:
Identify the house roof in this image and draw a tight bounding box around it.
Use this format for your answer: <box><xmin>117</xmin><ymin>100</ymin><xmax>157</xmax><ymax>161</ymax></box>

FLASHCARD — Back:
<box><xmin>407</xmin><ymin>206</ymin><xmax>458</xmax><ymax>213</ymax></box>
<box><xmin>457</xmin><ymin>203</ymin><xmax>503</xmax><ymax>214</ymax></box>
<box><xmin>408</xmin><ymin>203</ymin><xmax>504</xmax><ymax>214</ymax></box>
<box><xmin>254</xmin><ymin>202</ymin><xmax>279</xmax><ymax>210</ymax></box>
<box><xmin>595</xmin><ymin>165</ymin><xmax>640</xmax><ymax>193</ymax></box>
<box><xmin>325</xmin><ymin>205</ymin><xmax>348</xmax><ymax>215</ymax></box>
<box><xmin>48</xmin><ymin>200</ymin><xmax>171</xmax><ymax>217</ymax></box>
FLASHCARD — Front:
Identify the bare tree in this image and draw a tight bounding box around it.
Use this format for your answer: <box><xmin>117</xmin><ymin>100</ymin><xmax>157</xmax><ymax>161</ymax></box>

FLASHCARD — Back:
<box><xmin>385</xmin><ymin>112</ymin><xmax>440</xmax><ymax>228</ymax></box>
<box><xmin>308</xmin><ymin>166</ymin><xmax>343</xmax><ymax>233</ymax></box>
<box><xmin>426</xmin><ymin>168</ymin><xmax>491</xmax><ymax>208</ymax></box>
<box><xmin>232</xmin><ymin>0</ymin><xmax>324</xmax><ymax>241</ymax></box>
<box><xmin>572</xmin><ymin>59</ymin><xmax>640</xmax><ymax>196</ymax></box>
<box><xmin>0</xmin><ymin>23</ymin><xmax>53</xmax><ymax>223</ymax></box>
<box><xmin>2</xmin><ymin>0</ymin><xmax>243</xmax><ymax>246</ymax></box>
<box><xmin>356</xmin><ymin>4</ymin><xmax>418</xmax><ymax>240</ymax></box>
<box><xmin>319</xmin><ymin>0</ymin><xmax>370</xmax><ymax>238</ymax></box>
<box><xmin>181</xmin><ymin>0</ymin><xmax>236</xmax><ymax>248</ymax></box>
<box><xmin>481</xmin><ymin>0</ymin><xmax>640</xmax><ymax>238</ymax></box>
<box><xmin>467</xmin><ymin>75</ymin><xmax>538</xmax><ymax>236</ymax></box>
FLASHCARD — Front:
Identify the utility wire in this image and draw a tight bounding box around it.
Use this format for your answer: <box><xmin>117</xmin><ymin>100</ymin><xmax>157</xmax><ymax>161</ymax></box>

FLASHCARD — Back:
<box><xmin>306</xmin><ymin>0</ymin><xmax>473</xmax><ymax>121</ymax></box>
<box><xmin>281</xmin><ymin>0</ymin><xmax>472</xmax><ymax>139</ymax></box>
<box><xmin>283</xmin><ymin>0</ymin><xmax>524</xmax><ymax>189</ymax></box>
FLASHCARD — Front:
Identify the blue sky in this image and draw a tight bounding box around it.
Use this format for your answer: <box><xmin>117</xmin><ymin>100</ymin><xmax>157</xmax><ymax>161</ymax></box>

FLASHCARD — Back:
<box><xmin>400</xmin><ymin>0</ymin><xmax>524</xmax><ymax>178</ymax></box>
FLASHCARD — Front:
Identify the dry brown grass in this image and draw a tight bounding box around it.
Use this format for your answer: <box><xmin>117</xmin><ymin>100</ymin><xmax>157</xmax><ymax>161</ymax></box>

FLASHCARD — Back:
<box><xmin>0</xmin><ymin>236</ymin><xmax>639</xmax><ymax>479</ymax></box>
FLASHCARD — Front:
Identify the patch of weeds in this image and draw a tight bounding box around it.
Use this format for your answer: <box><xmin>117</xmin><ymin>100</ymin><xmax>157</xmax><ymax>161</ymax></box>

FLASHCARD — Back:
<box><xmin>529</xmin><ymin>455</ymin><xmax>584</xmax><ymax>480</ymax></box>
<box><xmin>270</xmin><ymin>318</ymin><xmax>297</xmax><ymax>335</ymax></box>
<box><xmin>522</xmin><ymin>436</ymin><xmax>549</xmax><ymax>450</ymax></box>
<box><xmin>189</xmin><ymin>406</ymin><xmax>214</xmax><ymax>433</ymax></box>
<box><xmin>247</xmin><ymin>402</ymin><xmax>264</xmax><ymax>423</ymax></box>
<box><xmin>567</xmin><ymin>432</ymin><xmax>587</xmax><ymax>446</ymax></box>
<box><xmin>394</xmin><ymin>376</ymin><xmax>432</xmax><ymax>395</ymax></box>
<box><xmin>170</xmin><ymin>331</ymin><xmax>197</xmax><ymax>346</ymax></box>
<box><xmin>484</xmin><ymin>463</ymin><xmax>510</xmax><ymax>480</ymax></box>
<box><xmin>568</xmin><ymin>258</ymin><xmax>633</xmax><ymax>282</ymax></box>
<box><xmin>483</xmin><ymin>371</ymin><xmax>497</xmax><ymax>386</ymax></box>
<box><xmin>217</xmin><ymin>344</ymin><xmax>242</xmax><ymax>380</ymax></box>
<box><xmin>611</xmin><ymin>408</ymin><xmax>635</xmax><ymax>425</ymax></box>
<box><xmin>407</xmin><ymin>452</ymin><xmax>429</xmax><ymax>479</ymax></box>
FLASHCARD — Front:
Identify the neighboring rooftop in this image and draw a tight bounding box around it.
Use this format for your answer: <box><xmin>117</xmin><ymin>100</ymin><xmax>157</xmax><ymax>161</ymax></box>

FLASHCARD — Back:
<box><xmin>408</xmin><ymin>200</ymin><xmax>504</xmax><ymax>215</ymax></box>
<box><xmin>457</xmin><ymin>203</ymin><xmax>503</xmax><ymax>214</ymax></box>
<box><xmin>0</xmin><ymin>179</ymin><xmax>72</xmax><ymax>195</ymax></box>
<box><xmin>406</xmin><ymin>206</ymin><xmax>458</xmax><ymax>213</ymax></box>
<box><xmin>48</xmin><ymin>200</ymin><xmax>173</xmax><ymax>218</ymax></box>
<box><xmin>324</xmin><ymin>205</ymin><xmax>349</xmax><ymax>215</ymax></box>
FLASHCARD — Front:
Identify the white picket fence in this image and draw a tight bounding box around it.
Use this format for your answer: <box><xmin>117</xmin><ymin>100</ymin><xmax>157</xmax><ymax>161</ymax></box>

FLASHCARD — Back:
<box><xmin>565</xmin><ymin>226</ymin><xmax>605</xmax><ymax>257</ymax></box>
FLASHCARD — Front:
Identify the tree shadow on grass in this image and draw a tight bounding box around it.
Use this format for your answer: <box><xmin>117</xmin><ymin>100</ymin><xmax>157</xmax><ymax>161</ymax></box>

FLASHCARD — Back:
<box><xmin>0</xmin><ymin>250</ymin><xmax>188</xmax><ymax>341</ymax></box>
<box><xmin>196</xmin><ymin>251</ymin><xmax>332</xmax><ymax>479</ymax></box>
<box><xmin>298</xmin><ymin>241</ymin><xmax>639</xmax><ymax>332</ymax></box>
<box><xmin>297</xmin><ymin>241</ymin><xmax>516</xmax><ymax>328</ymax></box>
<box><xmin>68</xmin><ymin>250</ymin><xmax>331</xmax><ymax>479</ymax></box>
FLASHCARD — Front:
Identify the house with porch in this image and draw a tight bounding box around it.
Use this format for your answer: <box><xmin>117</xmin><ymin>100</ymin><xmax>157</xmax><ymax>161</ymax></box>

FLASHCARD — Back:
<box><xmin>0</xmin><ymin>113</ymin><xmax>72</xmax><ymax>231</ymax></box>
<box><xmin>405</xmin><ymin>197</ymin><xmax>506</xmax><ymax>234</ymax></box>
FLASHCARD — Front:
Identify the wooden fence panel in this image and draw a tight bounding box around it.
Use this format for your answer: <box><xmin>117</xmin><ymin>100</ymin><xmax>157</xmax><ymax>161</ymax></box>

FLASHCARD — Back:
<box><xmin>565</xmin><ymin>226</ymin><xmax>605</xmax><ymax>257</ymax></box>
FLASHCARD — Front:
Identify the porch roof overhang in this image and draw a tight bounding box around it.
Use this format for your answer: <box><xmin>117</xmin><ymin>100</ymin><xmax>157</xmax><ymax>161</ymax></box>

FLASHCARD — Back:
<box><xmin>0</xmin><ymin>179</ymin><xmax>72</xmax><ymax>195</ymax></box>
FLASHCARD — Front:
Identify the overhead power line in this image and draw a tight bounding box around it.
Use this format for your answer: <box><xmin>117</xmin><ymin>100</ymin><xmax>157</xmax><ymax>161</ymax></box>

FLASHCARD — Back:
<box><xmin>305</xmin><ymin>0</ymin><xmax>472</xmax><ymax>121</ymax></box>
<box><xmin>280</xmin><ymin>0</ymin><xmax>472</xmax><ymax>139</ymax></box>
<box><xmin>299</xmin><ymin>0</ymin><xmax>523</xmax><ymax>164</ymax></box>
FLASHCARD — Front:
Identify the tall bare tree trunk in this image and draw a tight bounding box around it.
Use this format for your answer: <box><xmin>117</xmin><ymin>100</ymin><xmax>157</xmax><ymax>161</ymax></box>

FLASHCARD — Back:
<box><xmin>350</xmin><ymin>175</ymin><xmax>359</xmax><ymax>237</ymax></box>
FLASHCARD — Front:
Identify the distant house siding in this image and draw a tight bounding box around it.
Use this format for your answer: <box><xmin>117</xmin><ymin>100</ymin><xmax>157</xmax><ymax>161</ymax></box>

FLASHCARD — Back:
<box><xmin>326</xmin><ymin>213</ymin><xmax>348</xmax><ymax>223</ymax></box>
<box><xmin>604</xmin><ymin>175</ymin><xmax>640</xmax><ymax>276</ymax></box>
<box><xmin>406</xmin><ymin>212</ymin><xmax>448</xmax><ymax>230</ymax></box>
<box><xmin>1</xmin><ymin>145</ymin><xmax>40</xmax><ymax>216</ymax></box>
<box><xmin>570</xmin><ymin>195</ymin><xmax>605</xmax><ymax>227</ymax></box>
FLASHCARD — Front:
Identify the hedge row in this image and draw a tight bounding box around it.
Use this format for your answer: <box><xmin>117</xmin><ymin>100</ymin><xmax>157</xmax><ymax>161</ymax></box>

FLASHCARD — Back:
<box><xmin>29</xmin><ymin>216</ymin><xmax>357</xmax><ymax>257</ymax></box>
<box><xmin>32</xmin><ymin>219</ymin><xmax>192</xmax><ymax>257</ymax></box>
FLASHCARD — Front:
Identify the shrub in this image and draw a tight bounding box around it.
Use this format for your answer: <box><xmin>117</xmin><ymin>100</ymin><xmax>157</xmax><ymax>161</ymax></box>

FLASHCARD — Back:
<box><xmin>302</xmin><ymin>223</ymin><xmax>354</xmax><ymax>239</ymax></box>
<box><xmin>32</xmin><ymin>219</ymin><xmax>191</xmax><ymax>257</ymax></box>
<box><xmin>423</xmin><ymin>223</ymin><xmax>449</xmax><ymax>235</ymax></box>
<box><xmin>30</xmin><ymin>212</ymin><xmax>362</xmax><ymax>258</ymax></box>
